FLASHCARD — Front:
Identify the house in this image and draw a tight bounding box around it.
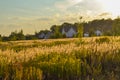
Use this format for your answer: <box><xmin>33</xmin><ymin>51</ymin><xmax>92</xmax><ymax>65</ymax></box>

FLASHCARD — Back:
<box><xmin>61</xmin><ymin>23</ymin><xmax>77</xmax><ymax>38</ymax></box>
<box><xmin>60</xmin><ymin>23</ymin><xmax>77</xmax><ymax>38</ymax></box>
<box><xmin>38</xmin><ymin>32</ymin><xmax>45</xmax><ymax>39</ymax></box>
<box><xmin>44</xmin><ymin>31</ymin><xmax>52</xmax><ymax>39</ymax></box>
<box><xmin>62</xmin><ymin>27</ymin><xmax>77</xmax><ymax>38</ymax></box>
<box><xmin>84</xmin><ymin>32</ymin><xmax>89</xmax><ymax>37</ymax></box>
<box><xmin>95</xmin><ymin>30</ymin><xmax>102</xmax><ymax>36</ymax></box>
<box><xmin>83</xmin><ymin>30</ymin><xmax>102</xmax><ymax>37</ymax></box>
<box><xmin>83</xmin><ymin>19</ymin><xmax>113</xmax><ymax>36</ymax></box>
<box><xmin>38</xmin><ymin>30</ymin><xmax>52</xmax><ymax>39</ymax></box>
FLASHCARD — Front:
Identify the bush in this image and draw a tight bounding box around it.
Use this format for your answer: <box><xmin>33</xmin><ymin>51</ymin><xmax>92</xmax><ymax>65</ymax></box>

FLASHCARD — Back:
<box><xmin>75</xmin><ymin>38</ymin><xmax>85</xmax><ymax>46</ymax></box>
<box><xmin>95</xmin><ymin>37</ymin><xmax>110</xmax><ymax>43</ymax></box>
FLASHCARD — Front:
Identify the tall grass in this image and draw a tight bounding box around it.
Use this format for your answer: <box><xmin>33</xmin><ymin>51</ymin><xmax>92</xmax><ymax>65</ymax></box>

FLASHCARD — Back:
<box><xmin>0</xmin><ymin>37</ymin><xmax>120</xmax><ymax>80</ymax></box>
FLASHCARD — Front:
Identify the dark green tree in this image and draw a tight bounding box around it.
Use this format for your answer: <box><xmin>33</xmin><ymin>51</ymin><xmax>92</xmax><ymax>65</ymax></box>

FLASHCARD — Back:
<box><xmin>74</xmin><ymin>23</ymin><xmax>83</xmax><ymax>38</ymax></box>
<box><xmin>50</xmin><ymin>25</ymin><xmax>57</xmax><ymax>33</ymax></box>
<box><xmin>76</xmin><ymin>16</ymin><xmax>84</xmax><ymax>38</ymax></box>
<box><xmin>78</xmin><ymin>23</ymin><xmax>83</xmax><ymax>38</ymax></box>
<box><xmin>26</xmin><ymin>34</ymin><xmax>38</xmax><ymax>40</ymax></box>
<box><xmin>2</xmin><ymin>36</ymin><xmax>9</xmax><ymax>41</ymax></box>
<box><xmin>0</xmin><ymin>34</ymin><xmax>2</xmax><ymax>41</ymax></box>
<box><xmin>9</xmin><ymin>31</ymin><xmax>17</xmax><ymax>41</ymax></box>
<box><xmin>9</xmin><ymin>30</ymin><xmax>25</xmax><ymax>41</ymax></box>
<box><xmin>50</xmin><ymin>25</ymin><xmax>63</xmax><ymax>38</ymax></box>
<box><xmin>17</xmin><ymin>30</ymin><xmax>25</xmax><ymax>40</ymax></box>
<box><xmin>112</xmin><ymin>17</ymin><xmax>120</xmax><ymax>36</ymax></box>
<box><xmin>89</xmin><ymin>28</ymin><xmax>95</xmax><ymax>37</ymax></box>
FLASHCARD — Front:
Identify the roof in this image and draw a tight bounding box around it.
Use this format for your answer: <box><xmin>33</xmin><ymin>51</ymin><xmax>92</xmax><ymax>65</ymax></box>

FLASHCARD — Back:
<box><xmin>61</xmin><ymin>23</ymin><xmax>77</xmax><ymax>32</ymax></box>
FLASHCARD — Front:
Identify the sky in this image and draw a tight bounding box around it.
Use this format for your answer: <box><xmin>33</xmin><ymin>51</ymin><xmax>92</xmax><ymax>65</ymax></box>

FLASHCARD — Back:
<box><xmin>0</xmin><ymin>0</ymin><xmax>120</xmax><ymax>36</ymax></box>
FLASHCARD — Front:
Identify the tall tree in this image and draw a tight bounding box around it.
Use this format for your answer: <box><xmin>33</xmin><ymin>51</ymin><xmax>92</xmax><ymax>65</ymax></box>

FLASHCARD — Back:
<box><xmin>50</xmin><ymin>25</ymin><xmax>57</xmax><ymax>33</ymax></box>
<box><xmin>0</xmin><ymin>34</ymin><xmax>2</xmax><ymax>41</ymax></box>
<box><xmin>78</xmin><ymin>16</ymin><xmax>83</xmax><ymax>38</ymax></box>
<box><xmin>78</xmin><ymin>23</ymin><xmax>83</xmax><ymax>38</ymax></box>
<box><xmin>17</xmin><ymin>30</ymin><xmax>25</xmax><ymax>40</ymax></box>
<box><xmin>9</xmin><ymin>30</ymin><xmax>25</xmax><ymax>41</ymax></box>
<box><xmin>9</xmin><ymin>31</ymin><xmax>17</xmax><ymax>41</ymax></box>
<box><xmin>50</xmin><ymin>25</ymin><xmax>63</xmax><ymax>38</ymax></box>
<box><xmin>112</xmin><ymin>17</ymin><xmax>120</xmax><ymax>36</ymax></box>
<box><xmin>75</xmin><ymin>23</ymin><xmax>83</xmax><ymax>38</ymax></box>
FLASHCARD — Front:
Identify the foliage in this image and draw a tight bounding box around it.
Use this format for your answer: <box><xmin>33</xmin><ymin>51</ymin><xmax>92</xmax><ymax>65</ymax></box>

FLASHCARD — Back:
<box><xmin>9</xmin><ymin>30</ymin><xmax>25</xmax><ymax>41</ymax></box>
<box><xmin>103</xmin><ymin>31</ymin><xmax>112</xmax><ymax>36</ymax></box>
<box><xmin>26</xmin><ymin>34</ymin><xmax>38</xmax><ymax>40</ymax></box>
<box><xmin>50</xmin><ymin>25</ymin><xmax>64</xmax><ymax>39</ymax></box>
<box><xmin>112</xmin><ymin>17</ymin><xmax>120</xmax><ymax>36</ymax></box>
<box><xmin>75</xmin><ymin>23</ymin><xmax>83</xmax><ymax>38</ymax></box>
<box><xmin>95</xmin><ymin>37</ymin><xmax>110</xmax><ymax>43</ymax></box>
<box><xmin>0</xmin><ymin>34</ymin><xmax>2</xmax><ymax>41</ymax></box>
<box><xmin>89</xmin><ymin>28</ymin><xmax>96</xmax><ymax>37</ymax></box>
<box><xmin>2</xmin><ymin>36</ymin><xmax>9</xmax><ymax>42</ymax></box>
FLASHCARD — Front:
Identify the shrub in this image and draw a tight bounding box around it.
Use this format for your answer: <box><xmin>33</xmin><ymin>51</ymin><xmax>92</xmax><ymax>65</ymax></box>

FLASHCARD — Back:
<box><xmin>95</xmin><ymin>37</ymin><xmax>110</xmax><ymax>43</ymax></box>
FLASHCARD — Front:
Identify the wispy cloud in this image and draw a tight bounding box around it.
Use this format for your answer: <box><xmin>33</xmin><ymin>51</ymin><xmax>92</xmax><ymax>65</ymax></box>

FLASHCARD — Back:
<box><xmin>54</xmin><ymin>0</ymin><xmax>104</xmax><ymax>19</ymax></box>
<box><xmin>8</xmin><ymin>17</ymin><xmax>30</xmax><ymax>21</ymax></box>
<box><xmin>55</xmin><ymin>0</ymin><xmax>83</xmax><ymax>11</ymax></box>
<box><xmin>98</xmin><ymin>12</ymin><xmax>111</xmax><ymax>17</ymax></box>
<box><xmin>35</xmin><ymin>17</ymin><xmax>53</xmax><ymax>21</ymax></box>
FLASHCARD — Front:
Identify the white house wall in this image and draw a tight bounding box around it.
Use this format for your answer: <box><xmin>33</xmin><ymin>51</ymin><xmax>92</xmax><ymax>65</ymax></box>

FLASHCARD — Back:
<box><xmin>66</xmin><ymin>28</ymin><xmax>77</xmax><ymax>38</ymax></box>
<box><xmin>95</xmin><ymin>30</ymin><xmax>102</xmax><ymax>36</ymax></box>
<box><xmin>62</xmin><ymin>28</ymin><xmax>66</xmax><ymax>35</ymax></box>
<box><xmin>84</xmin><ymin>33</ymin><xmax>89</xmax><ymax>37</ymax></box>
<box><xmin>38</xmin><ymin>33</ymin><xmax>45</xmax><ymax>39</ymax></box>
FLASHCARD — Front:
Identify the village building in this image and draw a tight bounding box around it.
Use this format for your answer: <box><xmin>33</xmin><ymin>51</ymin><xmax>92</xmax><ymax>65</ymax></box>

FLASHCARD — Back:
<box><xmin>61</xmin><ymin>23</ymin><xmax>77</xmax><ymax>38</ymax></box>
<box><xmin>84</xmin><ymin>32</ymin><xmax>89</xmax><ymax>37</ymax></box>
<box><xmin>95</xmin><ymin>30</ymin><xmax>102</xmax><ymax>36</ymax></box>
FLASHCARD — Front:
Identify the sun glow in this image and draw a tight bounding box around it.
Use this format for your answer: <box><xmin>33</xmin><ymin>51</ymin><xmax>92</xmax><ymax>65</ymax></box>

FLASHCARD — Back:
<box><xmin>67</xmin><ymin>0</ymin><xmax>83</xmax><ymax>4</ymax></box>
<box><xmin>74</xmin><ymin>0</ymin><xmax>83</xmax><ymax>3</ymax></box>
<box><xmin>97</xmin><ymin>0</ymin><xmax>120</xmax><ymax>18</ymax></box>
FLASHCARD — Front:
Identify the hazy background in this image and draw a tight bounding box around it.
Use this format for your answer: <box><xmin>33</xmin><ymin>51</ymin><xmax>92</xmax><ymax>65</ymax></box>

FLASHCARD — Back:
<box><xmin>0</xmin><ymin>0</ymin><xmax>120</xmax><ymax>36</ymax></box>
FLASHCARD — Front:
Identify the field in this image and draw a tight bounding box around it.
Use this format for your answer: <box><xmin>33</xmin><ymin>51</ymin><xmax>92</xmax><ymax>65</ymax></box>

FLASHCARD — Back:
<box><xmin>0</xmin><ymin>37</ymin><xmax>120</xmax><ymax>80</ymax></box>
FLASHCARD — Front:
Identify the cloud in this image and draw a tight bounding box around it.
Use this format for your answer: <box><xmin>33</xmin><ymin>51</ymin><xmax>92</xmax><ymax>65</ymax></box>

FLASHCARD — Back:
<box><xmin>36</xmin><ymin>17</ymin><xmax>52</xmax><ymax>21</ymax></box>
<box><xmin>70</xmin><ymin>0</ymin><xmax>102</xmax><ymax>13</ymax></box>
<box><xmin>55</xmin><ymin>0</ymin><xmax>83</xmax><ymax>11</ymax></box>
<box><xmin>59</xmin><ymin>17</ymin><xmax>77</xmax><ymax>23</ymax></box>
<box><xmin>8</xmin><ymin>17</ymin><xmax>20</xmax><ymax>20</ymax></box>
<box><xmin>7</xmin><ymin>16</ymin><xmax>55</xmax><ymax>22</ymax></box>
<box><xmin>98</xmin><ymin>12</ymin><xmax>111</xmax><ymax>17</ymax></box>
<box><xmin>8</xmin><ymin>16</ymin><xmax>31</xmax><ymax>21</ymax></box>
<box><xmin>55</xmin><ymin>0</ymin><xmax>104</xmax><ymax>17</ymax></box>
<box><xmin>44</xmin><ymin>7</ymin><xmax>55</xmax><ymax>12</ymax></box>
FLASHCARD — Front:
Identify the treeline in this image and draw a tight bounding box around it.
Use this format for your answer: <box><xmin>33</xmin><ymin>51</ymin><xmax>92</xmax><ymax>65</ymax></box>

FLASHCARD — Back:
<box><xmin>84</xmin><ymin>18</ymin><xmax>120</xmax><ymax>36</ymax></box>
<box><xmin>0</xmin><ymin>23</ymin><xmax>83</xmax><ymax>42</ymax></box>
<box><xmin>0</xmin><ymin>30</ymin><xmax>38</xmax><ymax>42</ymax></box>
<box><xmin>0</xmin><ymin>17</ymin><xmax>120</xmax><ymax>41</ymax></box>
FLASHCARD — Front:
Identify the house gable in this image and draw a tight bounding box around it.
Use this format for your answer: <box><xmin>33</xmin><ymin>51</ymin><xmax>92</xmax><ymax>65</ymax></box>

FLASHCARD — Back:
<box><xmin>95</xmin><ymin>30</ymin><xmax>102</xmax><ymax>36</ymax></box>
<box><xmin>62</xmin><ymin>27</ymin><xmax>77</xmax><ymax>38</ymax></box>
<box><xmin>67</xmin><ymin>27</ymin><xmax>77</xmax><ymax>38</ymax></box>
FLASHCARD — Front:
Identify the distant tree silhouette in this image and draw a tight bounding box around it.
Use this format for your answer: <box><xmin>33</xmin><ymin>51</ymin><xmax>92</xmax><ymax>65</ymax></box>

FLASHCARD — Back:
<box><xmin>26</xmin><ymin>34</ymin><xmax>38</xmax><ymax>40</ymax></box>
<box><xmin>0</xmin><ymin>34</ymin><xmax>2</xmax><ymax>41</ymax></box>
<box><xmin>112</xmin><ymin>17</ymin><xmax>120</xmax><ymax>36</ymax></box>
<box><xmin>9</xmin><ymin>30</ymin><xmax>25</xmax><ymax>41</ymax></box>
<box><xmin>50</xmin><ymin>25</ymin><xmax>63</xmax><ymax>39</ymax></box>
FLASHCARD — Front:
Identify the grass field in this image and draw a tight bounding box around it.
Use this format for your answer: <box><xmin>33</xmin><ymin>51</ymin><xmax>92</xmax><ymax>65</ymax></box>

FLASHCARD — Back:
<box><xmin>0</xmin><ymin>36</ymin><xmax>120</xmax><ymax>80</ymax></box>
